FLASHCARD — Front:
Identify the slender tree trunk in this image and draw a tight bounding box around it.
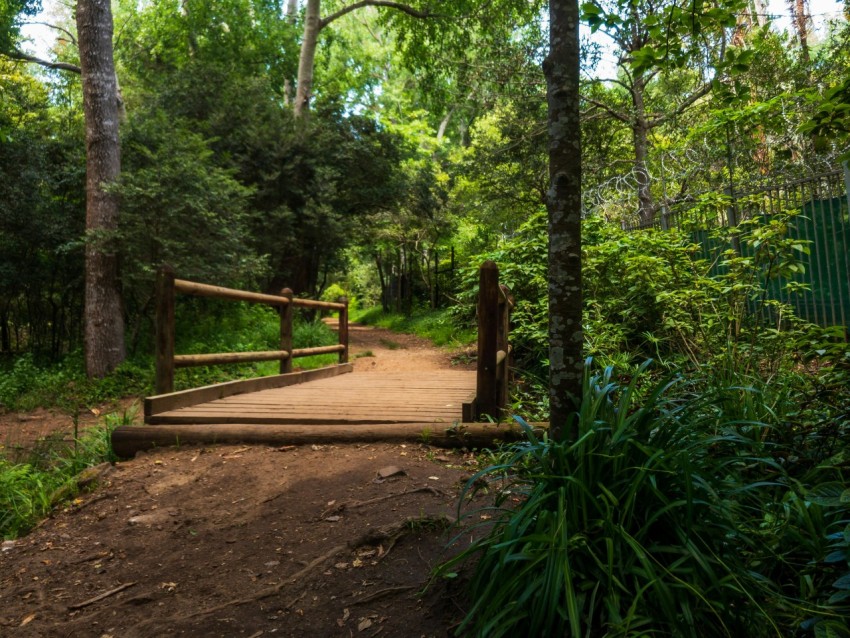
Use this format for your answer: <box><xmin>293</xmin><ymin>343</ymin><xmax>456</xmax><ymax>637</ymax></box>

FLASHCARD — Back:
<box><xmin>789</xmin><ymin>0</ymin><xmax>811</xmax><ymax>62</ymax></box>
<box><xmin>77</xmin><ymin>0</ymin><xmax>125</xmax><ymax>377</ymax></box>
<box><xmin>0</xmin><ymin>307</ymin><xmax>10</xmax><ymax>353</ymax></box>
<box><xmin>283</xmin><ymin>0</ymin><xmax>298</xmax><ymax>106</ymax></box>
<box><xmin>375</xmin><ymin>253</ymin><xmax>389</xmax><ymax>311</ymax></box>
<box><xmin>631</xmin><ymin>75</ymin><xmax>654</xmax><ymax>224</ymax></box>
<box><xmin>294</xmin><ymin>0</ymin><xmax>321</xmax><ymax>118</ymax></box>
<box><xmin>544</xmin><ymin>0</ymin><xmax>583</xmax><ymax>440</ymax></box>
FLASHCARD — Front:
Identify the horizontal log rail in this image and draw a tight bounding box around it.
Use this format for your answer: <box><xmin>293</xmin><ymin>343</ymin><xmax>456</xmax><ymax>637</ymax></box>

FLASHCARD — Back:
<box><xmin>155</xmin><ymin>265</ymin><xmax>349</xmax><ymax>394</ymax></box>
<box><xmin>173</xmin><ymin>278</ymin><xmax>345</xmax><ymax>310</ymax></box>
<box><xmin>172</xmin><ymin>345</ymin><xmax>347</xmax><ymax>368</ymax></box>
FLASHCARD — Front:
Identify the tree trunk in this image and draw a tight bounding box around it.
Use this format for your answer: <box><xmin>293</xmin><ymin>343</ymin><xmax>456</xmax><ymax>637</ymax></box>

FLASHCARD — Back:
<box><xmin>375</xmin><ymin>253</ymin><xmax>389</xmax><ymax>312</ymax></box>
<box><xmin>544</xmin><ymin>0</ymin><xmax>583</xmax><ymax>441</ymax></box>
<box><xmin>294</xmin><ymin>0</ymin><xmax>321</xmax><ymax>118</ymax></box>
<box><xmin>789</xmin><ymin>0</ymin><xmax>810</xmax><ymax>62</ymax></box>
<box><xmin>631</xmin><ymin>75</ymin><xmax>654</xmax><ymax>224</ymax></box>
<box><xmin>0</xmin><ymin>307</ymin><xmax>10</xmax><ymax>353</ymax></box>
<box><xmin>77</xmin><ymin>0</ymin><xmax>125</xmax><ymax>377</ymax></box>
<box><xmin>283</xmin><ymin>0</ymin><xmax>298</xmax><ymax>106</ymax></box>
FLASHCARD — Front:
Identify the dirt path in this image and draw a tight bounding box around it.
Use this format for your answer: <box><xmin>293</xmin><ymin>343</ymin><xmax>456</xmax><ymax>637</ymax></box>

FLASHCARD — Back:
<box><xmin>0</xmin><ymin>325</ymin><xmax>484</xmax><ymax>637</ymax></box>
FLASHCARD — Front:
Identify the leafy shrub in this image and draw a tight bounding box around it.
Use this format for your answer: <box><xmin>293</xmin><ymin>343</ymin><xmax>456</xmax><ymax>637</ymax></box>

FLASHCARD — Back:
<box><xmin>445</xmin><ymin>357</ymin><xmax>850</xmax><ymax>636</ymax></box>
<box><xmin>0</xmin><ymin>412</ymin><xmax>124</xmax><ymax>539</ymax></box>
<box><xmin>445</xmin><ymin>362</ymin><xmax>780</xmax><ymax>637</ymax></box>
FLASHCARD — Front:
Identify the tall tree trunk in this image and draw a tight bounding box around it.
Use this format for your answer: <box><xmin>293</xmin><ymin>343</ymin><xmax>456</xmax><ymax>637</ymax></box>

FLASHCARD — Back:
<box><xmin>544</xmin><ymin>0</ymin><xmax>582</xmax><ymax>441</ymax></box>
<box><xmin>77</xmin><ymin>0</ymin><xmax>125</xmax><ymax>377</ymax></box>
<box><xmin>789</xmin><ymin>0</ymin><xmax>811</xmax><ymax>62</ymax></box>
<box><xmin>631</xmin><ymin>75</ymin><xmax>654</xmax><ymax>224</ymax></box>
<box><xmin>0</xmin><ymin>307</ymin><xmax>10</xmax><ymax>353</ymax></box>
<box><xmin>294</xmin><ymin>0</ymin><xmax>321</xmax><ymax>118</ymax></box>
<box><xmin>283</xmin><ymin>0</ymin><xmax>298</xmax><ymax>106</ymax></box>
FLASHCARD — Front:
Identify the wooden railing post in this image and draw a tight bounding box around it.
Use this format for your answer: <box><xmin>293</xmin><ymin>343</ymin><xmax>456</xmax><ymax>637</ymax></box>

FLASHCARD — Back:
<box><xmin>496</xmin><ymin>283</ymin><xmax>512</xmax><ymax>412</ymax></box>
<box><xmin>476</xmin><ymin>261</ymin><xmax>499</xmax><ymax>419</ymax></box>
<box><xmin>155</xmin><ymin>264</ymin><xmax>176</xmax><ymax>395</ymax></box>
<box><xmin>338</xmin><ymin>296</ymin><xmax>349</xmax><ymax>364</ymax></box>
<box><xmin>280</xmin><ymin>288</ymin><xmax>293</xmax><ymax>374</ymax></box>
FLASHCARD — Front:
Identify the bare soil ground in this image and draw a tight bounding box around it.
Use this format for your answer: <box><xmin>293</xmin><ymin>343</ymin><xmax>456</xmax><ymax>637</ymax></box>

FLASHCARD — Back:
<box><xmin>0</xmin><ymin>324</ymin><xmax>487</xmax><ymax>637</ymax></box>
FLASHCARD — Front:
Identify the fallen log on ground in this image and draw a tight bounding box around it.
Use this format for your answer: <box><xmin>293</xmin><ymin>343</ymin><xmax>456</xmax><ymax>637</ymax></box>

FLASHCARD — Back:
<box><xmin>111</xmin><ymin>421</ymin><xmax>548</xmax><ymax>457</ymax></box>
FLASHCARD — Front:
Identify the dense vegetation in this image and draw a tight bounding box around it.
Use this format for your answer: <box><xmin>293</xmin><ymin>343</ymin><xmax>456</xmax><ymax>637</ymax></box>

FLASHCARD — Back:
<box><xmin>2</xmin><ymin>0</ymin><xmax>850</xmax><ymax>635</ymax></box>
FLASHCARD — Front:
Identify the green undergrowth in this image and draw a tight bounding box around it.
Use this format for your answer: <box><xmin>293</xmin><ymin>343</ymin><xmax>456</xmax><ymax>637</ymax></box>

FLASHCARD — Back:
<box><xmin>443</xmin><ymin>359</ymin><xmax>850</xmax><ymax>637</ymax></box>
<box><xmin>351</xmin><ymin>306</ymin><xmax>475</xmax><ymax>347</ymax></box>
<box><xmin>0</xmin><ymin>304</ymin><xmax>339</xmax><ymax>411</ymax></box>
<box><xmin>0</xmin><ymin>410</ymin><xmax>131</xmax><ymax>540</ymax></box>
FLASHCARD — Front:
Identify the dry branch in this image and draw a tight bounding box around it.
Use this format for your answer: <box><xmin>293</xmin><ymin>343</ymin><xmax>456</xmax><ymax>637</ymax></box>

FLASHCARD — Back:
<box><xmin>320</xmin><ymin>486</ymin><xmax>446</xmax><ymax>517</ymax></box>
<box><xmin>68</xmin><ymin>582</ymin><xmax>137</xmax><ymax>610</ymax></box>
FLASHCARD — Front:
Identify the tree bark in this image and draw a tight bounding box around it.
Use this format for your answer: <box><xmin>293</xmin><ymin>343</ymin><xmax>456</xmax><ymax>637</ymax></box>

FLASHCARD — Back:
<box><xmin>632</xmin><ymin>75</ymin><xmax>654</xmax><ymax>223</ymax></box>
<box><xmin>77</xmin><ymin>0</ymin><xmax>125</xmax><ymax>377</ymax></box>
<box><xmin>789</xmin><ymin>0</ymin><xmax>811</xmax><ymax>62</ymax></box>
<box><xmin>283</xmin><ymin>0</ymin><xmax>298</xmax><ymax>106</ymax></box>
<box><xmin>292</xmin><ymin>0</ymin><xmax>433</xmax><ymax>118</ymax></box>
<box><xmin>544</xmin><ymin>0</ymin><xmax>583</xmax><ymax>441</ymax></box>
<box><xmin>294</xmin><ymin>0</ymin><xmax>321</xmax><ymax>118</ymax></box>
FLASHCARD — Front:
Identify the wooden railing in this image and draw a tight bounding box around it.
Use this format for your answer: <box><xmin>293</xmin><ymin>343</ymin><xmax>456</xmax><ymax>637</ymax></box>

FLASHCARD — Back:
<box><xmin>154</xmin><ymin>265</ymin><xmax>349</xmax><ymax>394</ymax></box>
<box><xmin>463</xmin><ymin>261</ymin><xmax>514</xmax><ymax>421</ymax></box>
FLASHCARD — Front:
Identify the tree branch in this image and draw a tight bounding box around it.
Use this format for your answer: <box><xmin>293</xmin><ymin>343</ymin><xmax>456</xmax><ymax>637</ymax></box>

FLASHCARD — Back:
<box><xmin>4</xmin><ymin>49</ymin><xmax>81</xmax><ymax>74</ymax></box>
<box><xmin>321</xmin><ymin>1</ymin><xmax>434</xmax><ymax>28</ymax></box>
<box><xmin>22</xmin><ymin>20</ymin><xmax>77</xmax><ymax>45</ymax></box>
<box><xmin>584</xmin><ymin>76</ymin><xmax>632</xmax><ymax>92</ymax></box>
<box><xmin>646</xmin><ymin>81</ymin><xmax>712</xmax><ymax>128</ymax></box>
<box><xmin>582</xmin><ymin>95</ymin><xmax>631</xmax><ymax>124</ymax></box>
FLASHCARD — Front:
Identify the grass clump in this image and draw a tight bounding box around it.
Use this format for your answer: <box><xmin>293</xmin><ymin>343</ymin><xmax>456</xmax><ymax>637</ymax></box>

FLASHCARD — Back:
<box><xmin>0</xmin><ymin>410</ymin><xmax>129</xmax><ymax>539</ymax></box>
<box><xmin>444</xmin><ymin>360</ymin><xmax>849</xmax><ymax>637</ymax></box>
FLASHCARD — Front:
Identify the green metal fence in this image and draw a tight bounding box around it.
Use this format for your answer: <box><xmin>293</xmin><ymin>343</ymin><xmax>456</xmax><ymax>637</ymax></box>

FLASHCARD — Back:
<box><xmin>623</xmin><ymin>167</ymin><xmax>850</xmax><ymax>330</ymax></box>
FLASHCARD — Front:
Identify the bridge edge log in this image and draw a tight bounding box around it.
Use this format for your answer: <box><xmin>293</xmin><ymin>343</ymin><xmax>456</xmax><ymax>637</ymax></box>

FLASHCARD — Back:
<box><xmin>111</xmin><ymin>422</ymin><xmax>549</xmax><ymax>458</ymax></box>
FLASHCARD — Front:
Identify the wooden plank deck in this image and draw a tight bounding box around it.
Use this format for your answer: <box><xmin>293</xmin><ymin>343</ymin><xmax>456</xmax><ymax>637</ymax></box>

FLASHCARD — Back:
<box><xmin>146</xmin><ymin>370</ymin><xmax>476</xmax><ymax>426</ymax></box>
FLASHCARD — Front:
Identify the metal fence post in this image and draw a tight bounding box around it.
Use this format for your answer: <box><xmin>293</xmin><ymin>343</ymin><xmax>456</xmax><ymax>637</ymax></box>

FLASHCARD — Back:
<box><xmin>724</xmin><ymin>186</ymin><xmax>741</xmax><ymax>254</ymax></box>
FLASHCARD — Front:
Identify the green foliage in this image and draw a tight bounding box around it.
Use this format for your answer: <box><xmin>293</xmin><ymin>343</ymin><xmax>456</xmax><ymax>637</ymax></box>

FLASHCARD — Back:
<box><xmin>446</xmin><ymin>360</ymin><xmax>850</xmax><ymax>636</ymax></box>
<box><xmin>353</xmin><ymin>307</ymin><xmax>474</xmax><ymax>347</ymax></box>
<box><xmin>0</xmin><ymin>353</ymin><xmax>150</xmax><ymax>413</ymax></box>
<box><xmin>0</xmin><ymin>0</ymin><xmax>40</xmax><ymax>52</ymax></box>
<box><xmin>445</xmin><ymin>362</ymin><xmax>778</xmax><ymax>637</ymax></box>
<box><xmin>799</xmin><ymin>76</ymin><xmax>850</xmax><ymax>160</ymax></box>
<box><xmin>454</xmin><ymin>211</ymin><xmax>548</xmax><ymax>368</ymax></box>
<box><xmin>0</xmin><ymin>413</ymin><xmax>122</xmax><ymax>539</ymax></box>
<box><xmin>460</xmin><ymin>206</ymin><xmax>835</xmax><ymax>380</ymax></box>
<box><xmin>0</xmin><ymin>60</ymin><xmax>86</xmax><ymax>358</ymax></box>
<box><xmin>117</xmin><ymin>107</ymin><xmax>261</xmax><ymax>292</ymax></box>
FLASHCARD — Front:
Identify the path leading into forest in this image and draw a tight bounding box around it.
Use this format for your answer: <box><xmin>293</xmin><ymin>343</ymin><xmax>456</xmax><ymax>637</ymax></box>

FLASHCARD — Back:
<box><xmin>0</xmin><ymin>324</ymin><xmax>484</xmax><ymax>637</ymax></box>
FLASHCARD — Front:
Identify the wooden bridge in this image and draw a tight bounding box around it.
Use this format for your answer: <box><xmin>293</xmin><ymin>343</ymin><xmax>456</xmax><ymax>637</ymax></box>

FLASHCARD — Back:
<box><xmin>111</xmin><ymin>262</ymin><xmax>522</xmax><ymax>457</ymax></box>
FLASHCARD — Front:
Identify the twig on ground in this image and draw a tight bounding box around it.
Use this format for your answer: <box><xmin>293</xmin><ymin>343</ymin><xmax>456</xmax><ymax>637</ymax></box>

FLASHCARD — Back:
<box><xmin>350</xmin><ymin>514</ymin><xmax>455</xmax><ymax>561</ymax></box>
<box><xmin>68</xmin><ymin>582</ymin><xmax>137</xmax><ymax>610</ymax></box>
<box><xmin>349</xmin><ymin>585</ymin><xmax>416</xmax><ymax>605</ymax></box>
<box><xmin>320</xmin><ymin>486</ymin><xmax>446</xmax><ymax>518</ymax></box>
<box><xmin>68</xmin><ymin>493</ymin><xmax>110</xmax><ymax>515</ymax></box>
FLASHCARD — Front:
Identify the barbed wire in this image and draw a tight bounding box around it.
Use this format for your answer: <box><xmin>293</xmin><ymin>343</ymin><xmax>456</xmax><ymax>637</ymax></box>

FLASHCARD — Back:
<box><xmin>583</xmin><ymin>143</ymin><xmax>849</xmax><ymax>222</ymax></box>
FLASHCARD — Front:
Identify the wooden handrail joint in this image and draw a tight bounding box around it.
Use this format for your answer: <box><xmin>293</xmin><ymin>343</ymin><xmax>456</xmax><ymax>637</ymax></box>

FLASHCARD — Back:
<box><xmin>291</xmin><ymin>344</ymin><xmax>345</xmax><ymax>358</ymax></box>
